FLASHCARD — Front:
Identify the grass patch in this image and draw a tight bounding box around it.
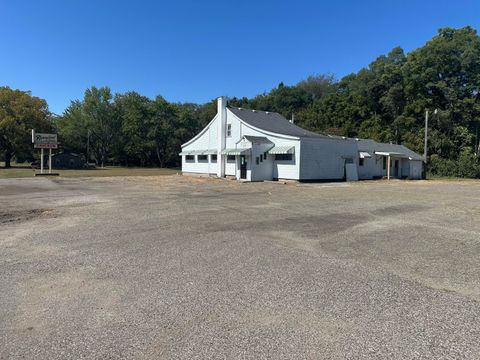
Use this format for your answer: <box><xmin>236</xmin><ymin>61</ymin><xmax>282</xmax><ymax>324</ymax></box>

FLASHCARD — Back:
<box><xmin>426</xmin><ymin>173</ymin><xmax>473</xmax><ymax>180</ymax></box>
<box><xmin>0</xmin><ymin>164</ymin><xmax>179</xmax><ymax>179</ymax></box>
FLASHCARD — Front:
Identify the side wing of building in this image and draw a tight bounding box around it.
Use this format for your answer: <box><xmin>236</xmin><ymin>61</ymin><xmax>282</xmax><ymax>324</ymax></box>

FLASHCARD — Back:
<box><xmin>181</xmin><ymin>115</ymin><xmax>219</xmax><ymax>175</ymax></box>
<box><xmin>299</xmin><ymin>137</ymin><xmax>358</xmax><ymax>180</ymax></box>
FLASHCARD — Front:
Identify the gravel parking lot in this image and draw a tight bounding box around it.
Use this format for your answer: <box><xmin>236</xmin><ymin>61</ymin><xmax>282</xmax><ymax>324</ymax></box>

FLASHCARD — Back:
<box><xmin>1</xmin><ymin>175</ymin><xmax>480</xmax><ymax>359</ymax></box>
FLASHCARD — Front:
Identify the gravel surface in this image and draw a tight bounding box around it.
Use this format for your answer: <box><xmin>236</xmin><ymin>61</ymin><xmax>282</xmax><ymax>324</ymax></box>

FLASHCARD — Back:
<box><xmin>1</xmin><ymin>175</ymin><xmax>480</xmax><ymax>359</ymax></box>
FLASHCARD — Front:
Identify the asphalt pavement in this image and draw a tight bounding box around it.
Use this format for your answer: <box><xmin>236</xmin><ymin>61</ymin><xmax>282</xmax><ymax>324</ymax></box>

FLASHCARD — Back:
<box><xmin>1</xmin><ymin>175</ymin><xmax>479</xmax><ymax>359</ymax></box>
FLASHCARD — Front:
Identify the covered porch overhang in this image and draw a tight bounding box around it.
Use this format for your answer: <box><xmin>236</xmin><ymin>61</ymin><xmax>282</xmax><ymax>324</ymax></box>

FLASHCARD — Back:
<box><xmin>374</xmin><ymin>151</ymin><xmax>406</xmax><ymax>180</ymax></box>
<box><xmin>221</xmin><ymin>148</ymin><xmax>251</xmax><ymax>156</ymax></box>
<box><xmin>179</xmin><ymin>149</ymin><xmax>217</xmax><ymax>156</ymax></box>
<box><xmin>374</xmin><ymin>151</ymin><xmax>406</xmax><ymax>158</ymax></box>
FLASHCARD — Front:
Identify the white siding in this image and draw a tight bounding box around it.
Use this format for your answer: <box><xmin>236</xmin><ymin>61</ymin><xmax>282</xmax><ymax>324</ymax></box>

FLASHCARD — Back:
<box><xmin>225</xmin><ymin>156</ymin><xmax>236</xmax><ymax>176</ymax></box>
<box><xmin>358</xmin><ymin>150</ymin><xmax>422</xmax><ymax>180</ymax></box>
<box><xmin>409</xmin><ymin>160</ymin><xmax>423</xmax><ymax>179</ymax></box>
<box><xmin>227</xmin><ymin>109</ymin><xmax>301</xmax><ymax>180</ymax></box>
<box><xmin>249</xmin><ymin>144</ymin><xmax>274</xmax><ymax>181</ymax></box>
<box><xmin>181</xmin><ymin>116</ymin><xmax>218</xmax><ymax>175</ymax></box>
<box><xmin>299</xmin><ymin>138</ymin><xmax>357</xmax><ymax>180</ymax></box>
<box><xmin>358</xmin><ymin>155</ymin><xmax>375</xmax><ymax>179</ymax></box>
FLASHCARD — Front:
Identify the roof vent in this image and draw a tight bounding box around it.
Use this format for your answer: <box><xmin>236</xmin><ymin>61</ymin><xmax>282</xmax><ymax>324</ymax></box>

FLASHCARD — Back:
<box><xmin>266</xmin><ymin>111</ymin><xmax>270</xmax><ymax>115</ymax></box>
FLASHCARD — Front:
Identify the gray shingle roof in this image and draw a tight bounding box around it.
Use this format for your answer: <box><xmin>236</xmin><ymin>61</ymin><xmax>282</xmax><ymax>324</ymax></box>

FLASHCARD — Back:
<box><xmin>228</xmin><ymin>107</ymin><xmax>327</xmax><ymax>138</ymax></box>
<box><xmin>357</xmin><ymin>139</ymin><xmax>424</xmax><ymax>161</ymax></box>
<box><xmin>228</xmin><ymin>106</ymin><xmax>422</xmax><ymax>160</ymax></box>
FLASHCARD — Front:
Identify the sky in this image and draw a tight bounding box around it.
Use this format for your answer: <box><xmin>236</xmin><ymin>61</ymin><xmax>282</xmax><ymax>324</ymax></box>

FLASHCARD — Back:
<box><xmin>1</xmin><ymin>0</ymin><xmax>479</xmax><ymax>114</ymax></box>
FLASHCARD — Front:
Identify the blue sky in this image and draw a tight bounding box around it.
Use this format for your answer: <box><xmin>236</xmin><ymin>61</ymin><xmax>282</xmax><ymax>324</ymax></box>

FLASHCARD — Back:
<box><xmin>1</xmin><ymin>0</ymin><xmax>479</xmax><ymax>114</ymax></box>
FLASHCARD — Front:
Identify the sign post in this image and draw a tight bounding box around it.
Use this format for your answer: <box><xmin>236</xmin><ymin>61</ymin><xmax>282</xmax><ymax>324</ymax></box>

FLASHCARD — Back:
<box><xmin>40</xmin><ymin>148</ymin><xmax>44</xmax><ymax>173</ymax></box>
<box><xmin>32</xmin><ymin>130</ymin><xmax>59</xmax><ymax>176</ymax></box>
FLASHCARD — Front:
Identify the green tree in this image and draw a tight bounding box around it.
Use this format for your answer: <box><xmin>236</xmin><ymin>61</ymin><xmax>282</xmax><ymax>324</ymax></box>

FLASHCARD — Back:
<box><xmin>83</xmin><ymin>86</ymin><xmax>118</xmax><ymax>167</ymax></box>
<box><xmin>114</xmin><ymin>92</ymin><xmax>152</xmax><ymax>166</ymax></box>
<box><xmin>148</xmin><ymin>96</ymin><xmax>178</xmax><ymax>167</ymax></box>
<box><xmin>0</xmin><ymin>87</ymin><xmax>52</xmax><ymax>168</ymax></box>
<box><xmin>57</xmin><ymin>100</ymin><xmax>89</xmax><ymax>156</ymax></box>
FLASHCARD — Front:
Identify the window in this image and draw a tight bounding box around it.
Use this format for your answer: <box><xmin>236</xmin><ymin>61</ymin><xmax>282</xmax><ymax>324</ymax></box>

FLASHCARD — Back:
<box><xmin>211</xmin><ymin>154</ymin><xmax>217</xmax><ymax>162</ymax></box>
<box><xmin>256</xmin><ymin>157</ymin><xmax>259</xmax><ymax>165</ymax></box>
<box><xmin>260</xmin><ymin>154</ymin><xmax>263</xmax><ymax>162</ymax></box>
<box><xmin>382</xmin><ymin>157</ymin><xmax>386</xmax><ymax>170</ymax></box>
<box><xmin>275</xmin><ymin>154</ymin><xmax>293</xmax><ymax>161</ymax></box>
<box><xmin>264</xmin><ymin>152</ymin><xmax>267</xmax><ymax>159</ymax></box>
<box><xmin>227</xmin><ymin>155</ymin><xmax>235</xmax><ymax>161</ymax></box>
<box><xmin>186</xmin><ymin>155</ymin><xmax>194</xmax><ymax>161</ymax></box>
<box><xmin>198</xmin><ymin>155</ymin><xmax>208</xmax><ymax>161</ymax></box>
<box><xmin>226</xmin><ymin>124</ymin><xmax>231</xmax><ymax>137</ymax></box>
<box><xmin>359</xmin><ymin>158</ymin><xmax>364</xmax><ymax>166</ymax></box>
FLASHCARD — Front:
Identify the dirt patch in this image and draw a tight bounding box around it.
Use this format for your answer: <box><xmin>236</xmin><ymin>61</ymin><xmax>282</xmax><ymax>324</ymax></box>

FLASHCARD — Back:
<box><xmin>212</xmin><ymin>213</ymin><xmax>369</xmax><ymax>237</ymax></box>
<box><xmin>371</xmin><ymin>204</ymin><xmax>429</xmax><ymax>217</ymax></box>
<box><xmin>0</xmin><ymin>208</ymin><xmax>55</xmax><ymax>224</ymax></box>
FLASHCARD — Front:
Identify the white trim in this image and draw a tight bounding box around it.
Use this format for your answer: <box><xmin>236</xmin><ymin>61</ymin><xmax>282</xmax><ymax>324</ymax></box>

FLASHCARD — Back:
<box><xmin>375</xmin><ymin>151</ymin><xmax>406</xmax><ymax>157</ymax></box>
<box><xmin>181</xmin><ymin>114</ymin><xmax>218</xmax><ymax>147</ymax></box>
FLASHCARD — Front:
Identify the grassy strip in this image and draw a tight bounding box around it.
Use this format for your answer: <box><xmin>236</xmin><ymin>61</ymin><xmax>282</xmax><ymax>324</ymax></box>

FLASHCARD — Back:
<box><xmin>0</xmin><ymin>165</ymin><xmax>179</xmax><ymax>179</ymax></box>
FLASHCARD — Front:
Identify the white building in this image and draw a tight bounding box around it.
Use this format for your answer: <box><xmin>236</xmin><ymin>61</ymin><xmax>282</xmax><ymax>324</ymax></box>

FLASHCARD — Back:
<box><xmin>180</xmin><ymin>97</ymin><xmax>423</xmax><ymax>181</ymax></box>
<box><xmin>356</xmin><ymin>139</ymin><xmax>424</xmax><ymax>180</ymax></box>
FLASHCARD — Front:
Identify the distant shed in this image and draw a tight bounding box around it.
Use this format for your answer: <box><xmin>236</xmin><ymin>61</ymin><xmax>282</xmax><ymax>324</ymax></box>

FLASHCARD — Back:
<box><xmin>51</xmin><ymin>153</ymin><xmax>86</xmax><ymax>169</ymax></box>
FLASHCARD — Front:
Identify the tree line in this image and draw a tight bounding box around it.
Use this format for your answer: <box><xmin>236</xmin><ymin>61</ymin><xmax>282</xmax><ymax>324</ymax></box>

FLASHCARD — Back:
<box><xmin>56</xmin><ymin>88</ymin><xmax>215</xmax><ymax>168</ymax></box>
<box><xmin>1</xmin><ymin>26</ymin><xmax>480</xmax><ymax>177</ymax></box>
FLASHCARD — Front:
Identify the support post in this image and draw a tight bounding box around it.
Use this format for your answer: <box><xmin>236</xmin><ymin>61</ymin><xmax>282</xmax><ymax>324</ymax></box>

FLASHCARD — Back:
<box><xmin>40</xmin><ymin>148</ymin><xmax>44</xmax><ymax>174</ymax></box>
<box><xmin>387</xmin><ymin>155</ymin><xmax>391</xmax><ymax>180</ymax></box>
<box><xmin>49</xmin><ymin>148</ymin><xmax>52</xmax><ymax>174</ymax></box>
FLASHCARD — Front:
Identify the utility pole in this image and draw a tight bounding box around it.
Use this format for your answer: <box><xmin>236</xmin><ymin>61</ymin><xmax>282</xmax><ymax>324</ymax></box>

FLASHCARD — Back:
<box><xmin>49</xmin><ymin>148</ymin><xmax>52</xmax><ymax>174</ymax></box>
<box><xmin>424</xmin><ymin>109</ymin><xmax>438</xmax><ymax>164</ymax></box>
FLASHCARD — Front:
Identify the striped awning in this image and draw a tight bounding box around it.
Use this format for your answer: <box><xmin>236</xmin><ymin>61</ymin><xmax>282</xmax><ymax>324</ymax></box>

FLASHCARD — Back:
<box><xmin>202</xmin><ymin>149</ymin><xmax>217</xmax><ymax>155</ymax></box>
<box><xmin>359</xmin><ymin>151</ymin><xmax>372</xmax><ymax>159</ymax></box>
<box><xmin>179</xmin><ymin>149</ymin><xmax>206</xmax><ymax>156</ymax></box>
<box><xmin>268</xmin><ymin>146</ymin><xmax>294</xmax><ymax>154</ymax></box>
<box><xmin>221</xmin><ymin>148</ymin><xmax>251</xmax><ymax>155</ymax></box>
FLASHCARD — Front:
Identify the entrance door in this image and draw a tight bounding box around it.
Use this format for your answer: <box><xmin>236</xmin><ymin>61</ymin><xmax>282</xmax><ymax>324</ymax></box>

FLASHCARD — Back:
<box><xmin>394</xmin><ymin>160</ymin><xmax>399</xmax><ymax>177</ymax></box>
<box><xmin>240</xmin><ymin>155</ymin><xmax>247</xmax><ymax>179</ymax></box>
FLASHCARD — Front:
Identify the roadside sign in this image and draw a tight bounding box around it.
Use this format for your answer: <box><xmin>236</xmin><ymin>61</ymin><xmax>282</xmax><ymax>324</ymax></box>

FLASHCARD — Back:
<box><xmin>34</xmin><ymin>133</ymin><xmax>58</xmax><ymax>149</ymax></box>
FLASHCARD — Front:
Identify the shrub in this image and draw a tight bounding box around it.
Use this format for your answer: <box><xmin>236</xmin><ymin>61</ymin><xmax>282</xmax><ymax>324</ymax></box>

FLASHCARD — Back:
<box><xmin>457</xmin><ymin>148</ymin><xmax>480</xmax><ymax>178</ymax></box>
<box><xmin>429</xmin><ymin>150</ymin><xmax>480</xmax><ymax>178</ymax></box>
<box><xmin>429</xmin><ymin>154</ymin><xmax>458</xmax><ymax>177</ymax></box>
